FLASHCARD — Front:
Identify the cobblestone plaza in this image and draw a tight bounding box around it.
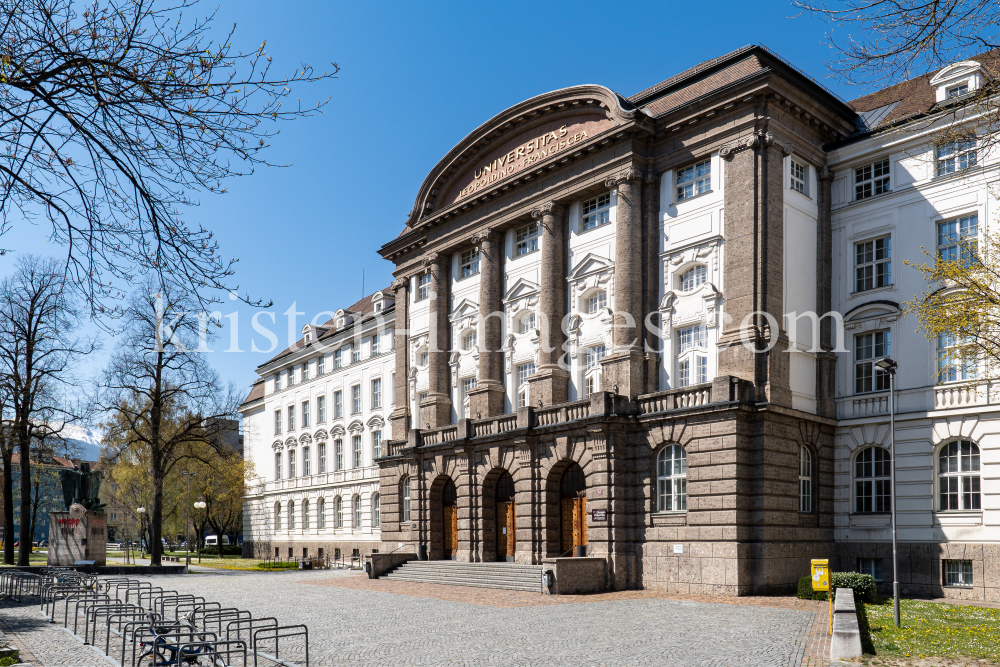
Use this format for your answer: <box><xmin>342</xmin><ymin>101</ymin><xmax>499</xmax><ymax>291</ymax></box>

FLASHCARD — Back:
<box><xmin>0</xmin><ymin>569</ymin><xmax>843</xmax><ymax>667</ymax></box>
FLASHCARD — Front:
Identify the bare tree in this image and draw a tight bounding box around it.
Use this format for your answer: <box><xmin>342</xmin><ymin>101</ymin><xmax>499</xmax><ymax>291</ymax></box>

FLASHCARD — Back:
<box><xmin>100</xmin><ymin>279</ymin><xmax>239</xmax><ymax>566</ymax></box>
<box><xmin>0</xmin><ymin>388</ymin><xmax>13</xmax><ymax>564</ymax></box>
<box><xmin>0</xmin><ymin>0</ymin><xmax>337</xmax><ymax>315</ymax></box>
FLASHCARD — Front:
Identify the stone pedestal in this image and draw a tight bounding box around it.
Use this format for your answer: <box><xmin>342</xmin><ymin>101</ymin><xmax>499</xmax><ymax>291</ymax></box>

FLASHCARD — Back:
<box><xmin>47</xmin><ymin>511</ymin><xmax>108</xmax><ymax>566</ymax></box>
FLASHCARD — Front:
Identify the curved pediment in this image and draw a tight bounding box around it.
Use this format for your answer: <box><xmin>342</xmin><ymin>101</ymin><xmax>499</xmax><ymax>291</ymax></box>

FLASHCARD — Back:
<box><xmin>367</xmin><ymin>414</ymin><xmax>385</xmax><ymax>429</ymax></box>
<box><xmin>348</xmin><ymin>419</ymin><xmax>365</xmax><ymax>433</ymax></box>
<box><xmin>402</xmin><ymin>85</ymin><xmax>637</xmax><ymax>230</ymax></box>
<box><xmin>845</xmin><ymin>299</ymin><xmax>900</xmax><ymax>322</ymax></box>
<box><xmin>330</xmin><ymin>424</ymin><xmax>346</xmax><ymax>437</ymax></box>
<box><xmin>930</xmin><ymin>61</ymin><xmax>984</xmax><ymax>85</ymax></box>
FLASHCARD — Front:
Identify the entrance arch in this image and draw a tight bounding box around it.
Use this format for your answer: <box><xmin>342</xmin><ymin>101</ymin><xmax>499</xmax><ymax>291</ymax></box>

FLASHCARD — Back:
<box><xmin>495</xmin><ymin>470</ymin><xmax>516</xmax><ymax>562</ymax></box>
<box><xmin>560</xmin><ymin>463</ymin><xmax>587</xmax><ymax>556</ymax></box>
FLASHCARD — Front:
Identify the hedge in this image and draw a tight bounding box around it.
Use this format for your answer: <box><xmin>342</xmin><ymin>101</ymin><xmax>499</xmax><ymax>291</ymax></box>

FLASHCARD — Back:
<box><xmin>797</xmin><ymin>572</ymin><xmax>878</xmax><ymax>603</ymax></box>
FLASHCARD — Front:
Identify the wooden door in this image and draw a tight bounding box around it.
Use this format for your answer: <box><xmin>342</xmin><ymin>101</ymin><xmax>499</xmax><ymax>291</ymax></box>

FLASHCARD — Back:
<box><xmin>496</xmin><ymin>501</ymin><xmax>508</xmax><ymax>557</ymax></box>
<box><xmin>578</xmin><ymin>496</ymin><xmax>588</xmax><ymax>547</ymax></box>
<box><xmin>561</xmin><ymin>498</ymin><xmax>575</xmax><ymax>553</ymax></box>
<box><xmin>443</xmin><ymin>505</ymin><xmax>458</xmax><ymax>557</ymax></box>
<box><xmin>507</xmin><ymin>501</ymin><xmax>516</xmax><ymax>559</ymax></box>
<box><xmin>561</xmin><ymin>497</ymin><xmax>588</xmax><ymax>555</ymax></box>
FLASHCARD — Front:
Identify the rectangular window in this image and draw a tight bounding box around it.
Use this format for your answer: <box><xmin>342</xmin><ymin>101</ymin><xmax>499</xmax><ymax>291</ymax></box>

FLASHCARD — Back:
<box><xmin>288</xmin><ymin>448</ymin><xmax>296</xmax><ymax>478</ymax></box>
<box><xmin>352</xmin><ymin>346</ymin><xmax>361</xmax><ymax>363</ymax></box>
<box><xmin>274</xmin><ymin>373</ymin><xmax>281</xmax><ymax>392</ymax></box>
<box><xmin>515</xmin><ymin>222</ymin><xmax>540</xmax><ymax>256</ymax></box>
<box><xmin>303</xmin><ymin>446</ymin><xmax>311</xmax><ymax>476</ymax></box>
<box><xmin>372</xmin><ymin>430</ymin><xmax>382</xmax><ymax>460</ymax></box>
<box><xmin>335</xmin><ymin>349</ymin><xmax>343</xmax><ymax>369</ymax></box>
<box><xmin>302</xmin><ymin>363</ymin><xmax>309</xmax><ymax>382</ymax></box>
<box><xmin>678</xmin><ymin>324</ymin><xmax>708</xmax><ymax>352</ymax></box>
<box><xmin>416</xmin><ymin>273</ymin><xmax>431</xmax><ymax>301</ymax></box>
<box><xmin>352</xmin><ymin>385</ymin><xmax>362</xmax><ymax>414</ymax></box>
<box><xmin>318</xmin><ymin>355</ymin><xmax>325</xmax><ymax>375</ymax></box>
<box><xmin>854</xmin><ymin>159</ymin><xmax>890</xmax><ymax>200</ymax></box>
<box><xmin>680</xmin><ymin>265</ymin><xmax>707</xmax><ymax>291</ymax></box>
<box><xmin>518</xmin><ymin>312</ymin><xmax>536</xmax><ymax>334</ymax></box>
<box><xmin>855</xmin><ymin>237</ymin><xmax>892</xmax><ymax>292</ymax></box>
<box><xmin>353</xmin><ymin>435</ymin><xmax>362</xmax><ymax>468</ymax></box>
<box><xmin>318</xmin><ymin>442</ymin><xmax>326</xmax><ymax>474</ymax></box>
<box><xmin>274</xmin><ymin>452</ymin><xmax>282</xmax><ymax>481</ymax></box>
<box><xmin>858</xmin><ymin>558</ymin><xmax>884</xmax><ymax>583</ymax></box>
<box><xmin>287</xmin><ymin>405</ymin><xmax>295</xmax><ymax>432</ymax></box>
<box><xmin>463</xmin><ymin>331</ymin><xmax>477</xmax><ymax>351</ymax></box>
<box><xmin>854</xmin><ymin>331</ymin><xmax>891</xmax><ymax>394</ymax></box>
<box><xmin>678</xmin><ymin>359</ymin><xmax>690</xmax><ymax>387</ymax></box>
<box><xmin>790</xmin><ymin>159</ymin><xmax>808</xmax><ymax>195</ymax></box>
<box><xmin>938</xmin><ymin>214</ymin><xmax>978</xmax><ymax>265</ymax></box>
<box><xmin>317</xmin><ymin>395</ymin><xmax>326</xmax><ymax>423</ymax></box>
<box><xmin>696</xmin><ymin>356</ymin><xmax>708</xmax><ymax>384</ymax></box>
<box><xmin>587</xmin><ymin>291</ymin><xmax>607</xmax><ymax>314</ymax></box>
<box><xmin>585</xmin><ymin>345</ymin><xmax>606</xmax><ymax>371</ymax></box>
<box><xmin>419</xmin><ymin>350</ymin><xmax>429</xmax><ymax>366</ymax></box>
<box><xmin>274</xmin><ymin>409</ymin><xmax>281</xmax><ymax>436</ymax></box>
<box><xmin>334</xmin><ymin>391</ymin><xmax>343</xmax><ymax>419</ymax></box>
<box><xmin>676</xmin><ymin>159</ymin><xmax>711</xmax><ymax>201</ymax></box>
<box><xmin>372</xmin><ymin>378</ymin><xmax>382</xmax><ymax>409</ymax></box>
<box><xmin>581</xmin><ymin>193</ymin><xmax>611</xmax><ymax>231</ymax></box>
<box><xmin>371</xmin><ymin>333</ymin><xmax>379</xmax><ymax>356</ymax></box>
<box><xmin>938</xmin><ymin>334</ymin><xmax>977</xmax><ymax>383</ymax></box>
<box><xmin>462</xmin><ymin>377</ymin><xmax>477</xmax><ymax>398</ymax></box>
<box><xmin>301</xmin><ymin>401</ymin><xmax>310</xmax><ymax>428</ymax></box>
<box><xmin>944</xmin><ymin>560</ymin><xmax>973</xmax><ymax>587</ymax></box>
<box><xmin>335</xmin><ymin>439</ymin><xmax>343</xmax><ymax>471</ymax></box>
<box><xmin>517</xmin><ymin>362</ymin><xmax>536</xmax><ymax>386</ymax></box>
<box><xmin>947</xmin><ymin>83</ymin><xmax>969</xmax><ymax>98</ymax></box>
<box><xmin>584</xmin><ymin>375</ymin><xmax>597</xmax><ymax>397</ymax></box>
<box><xmin>460</xmin><ymin>248</ymin><xmax>481</xmax><ymax>278</ymax></box>
<box><xmin>936</xmin><ymin>137</ymin><xmax>977</xmax><ymax>176</ymax></box>
<box><xmin>286</xmin><ymin>369</ymin><xmax>294</xmax><ymax>387</ymax></box>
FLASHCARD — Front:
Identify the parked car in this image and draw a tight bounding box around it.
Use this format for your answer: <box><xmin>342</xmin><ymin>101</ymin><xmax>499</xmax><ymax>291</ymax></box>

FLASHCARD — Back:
<box><xmin>204</xmin><ymin>535</ymin><xmax>230</xmax><ymax>547</ymax></box>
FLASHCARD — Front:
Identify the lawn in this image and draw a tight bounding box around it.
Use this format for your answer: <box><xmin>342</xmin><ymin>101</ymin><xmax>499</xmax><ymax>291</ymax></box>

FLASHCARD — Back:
<box><xmin>862</xmin><ymin>598</ymin><xmax>1000</xmax><ymax>663</ymax></box>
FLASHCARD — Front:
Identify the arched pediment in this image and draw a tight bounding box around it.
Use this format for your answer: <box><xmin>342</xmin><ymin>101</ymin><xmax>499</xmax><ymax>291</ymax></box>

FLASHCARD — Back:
<box><xmin>298</xmin><ymin>433</ymin><xmax>312</xmax><ymax>444</ymax></box>
<box><xmin>284</xmin><ymin>437</ymin><xmax>297</xmax><ymax>447</ymax></box>
<box><xmin>401</xmin><ymin>86</ymin><xmax>638</xmax><ymax>230</ymax></box>
<box><xmin>348</xmin><ymin>419</ymin><xmax>365</xmax><ymax>433</ymax></box>
<box><xmin>503</xmin><ymin>277</ymin><xmax>540</xmax><ymax>303</ymax></box>
<box><xmin>845</xmin><ymin>300</ymin><xmax>900</xmax><ymax>322</ymax></box>
<box><xmin>313</xmin><ymin>429</ymin><xmax>328</xmax><ymax>440</ymax></box>
<box><xmin>930</xmin><ymin>61</ymin><xmax>984</xmax><ymax>85</ymax></box>
<box><xmin>330</xmin><ymin>424</ymin><xmax>345</xmax><ymax>437</ymax></box>
<box><xmin>272</xmin><ymin>441</ymin><xmax>284</xmax><ymax>451</ymax></box>
<box><xmin>367</xmin><ymin>415</ymin><xmax>385</xmax><ymax>429</ymax></box>
<box><xmin>568</xmin><ymin>253</ymin><xmax>614</xmax><ymax>281</ymax></box>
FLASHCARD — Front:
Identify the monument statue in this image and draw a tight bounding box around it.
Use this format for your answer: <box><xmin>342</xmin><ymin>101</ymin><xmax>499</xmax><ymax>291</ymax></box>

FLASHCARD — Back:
<box><xmin>58</xmin><ymin>462</ymin><xmax>106</xmax><ymax>512</ymax></box>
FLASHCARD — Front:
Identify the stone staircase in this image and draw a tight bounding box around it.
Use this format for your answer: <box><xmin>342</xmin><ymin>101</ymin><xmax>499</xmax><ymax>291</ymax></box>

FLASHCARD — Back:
<box><xmin>382</xmin><ymin>560</ymin><xmax>544</xmax><ymax>592</ymax></box>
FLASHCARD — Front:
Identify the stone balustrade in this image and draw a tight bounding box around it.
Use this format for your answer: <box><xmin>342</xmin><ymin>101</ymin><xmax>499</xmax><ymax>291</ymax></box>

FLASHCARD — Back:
<box><xmin>535</xmin><ymin>398</ymin><xmax>592</xmax><ymax>427</ymax></box>
<box><xmin>637</xmin><ymin>383</ymin><xmax>713</xmax><ymax>415</ymax></box>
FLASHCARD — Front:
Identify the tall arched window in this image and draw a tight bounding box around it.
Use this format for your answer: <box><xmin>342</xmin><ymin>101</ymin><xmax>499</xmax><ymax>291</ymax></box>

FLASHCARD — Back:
<box><xmin>318</xmin><ymin>498</ymin><xmax>326</xmax><ymax>529</ymax></box>
<box><xmin>854</xmin><ymin>447</ymin><xmax>891</xmax><ymax>513</ymax></box>
<box><xmin>288</xmin><ymin>500</ymin><xmax>295</xmax><ymax>530</ymax></box>
<box><xmin>401</xmin><ymin>477</ymin><xmax>411</xmax><ymax>523</ymax></box>
<box><xmin>302</xmin><ymin>499</ymin><xmax>310</xmax><ymax>529</ymax></box>
<box><xmin>353</xmin><ymin>494</ymin><xmax>362</xmax><ymax>529</ymax></box>
<box><xmin>939</xmin><ymin>440</ymin><xmax>981</xmax><ymax>510</ymax></box>
<box><xmin>799</xmin><ymin>446</ymin><xmax>813</xmax><ymax>513</ymax></box>
<box><xmin>274</xmin><ymin>501</ymin><xmax>281</xmax><ymax>530</ymax></box>
<box><xmin>372</xmin><ymin>493</ymin><xmax>381</xmax><ymax>528</ymax></box>
<box><xmin>335</xmin><ymin>496</ymin><xmax>343</xmax><ymax>529</ymax></box>
<box><xmin>656</xmin><ymin>445</ymin><xmax>687</xmax><ymax>512</ymax></box>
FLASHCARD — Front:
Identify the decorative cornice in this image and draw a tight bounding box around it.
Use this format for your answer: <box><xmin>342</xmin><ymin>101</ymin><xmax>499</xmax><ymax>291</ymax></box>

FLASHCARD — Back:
<box><xmin>604</xmin><ymin>166</ymin><xmax>643</xmax><ymax>188</ymax></box>
<box><xmin>530</xmin><ymin>201</ymin><xmax>565</xmax><ymax>219</ymax></box>
<box><xmin>719</xmin><ymin>131</ymin><xmax>792</xmax><ymax>159</ymax></box>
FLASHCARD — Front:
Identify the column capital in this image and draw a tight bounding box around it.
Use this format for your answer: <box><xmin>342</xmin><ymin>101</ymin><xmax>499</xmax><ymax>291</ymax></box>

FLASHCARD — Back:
<box><xmin>471</xmin><ymin>227</ymin><xmax>499</xmax><ymax>244</ymax></box>
<box><xmin>604</xmin><ymin>166</ymin><xmax>644</xmax><ymax>188</ymax></box>
<box><xmin>421</xmin><ymin>251</ymin><xmax>441</xmax><ymax>268</ymax></box>
<box><xmin>719</xmin><ymin>130</ymin><xmax>792</xmax><ymax>159</ymax></box>
<box><xmin>530</xmin><ymin>201</ymin><xmax>565</xmax><ymax>219</ymax></box>
<box><xmin>390</xmin><ymin>277</ymin><xmax>409</xmax><ymax>292</ymax></box>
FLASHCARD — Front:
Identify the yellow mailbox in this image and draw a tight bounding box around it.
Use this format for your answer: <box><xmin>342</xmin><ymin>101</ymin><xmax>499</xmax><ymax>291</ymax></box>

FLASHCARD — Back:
<box><xmin>811</xmin><ymin>558</ymin><xmax>830</xmax><ymax>592</ymax></box>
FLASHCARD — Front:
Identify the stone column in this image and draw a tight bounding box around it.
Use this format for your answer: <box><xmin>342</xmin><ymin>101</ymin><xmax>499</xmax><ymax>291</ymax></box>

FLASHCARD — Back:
<box><xmin>815</xmin><ymin>166</ymin><xmax>837</xmax><ymax>418</ymax></box>
<box><xmin>469</xmin><ymin>229</ymin><xmax>505</xmax><ymax>417</ymax></box>
<box><xmin>389</xmin><ymin>277</ymin><xmax>410</xmax><ymax>441</ymax></box>
<box><xmin>716</xmin><ymin>130</ymin><xmax>792</xmax><ymax>407</ymax></box>
<box><xmin>528</xmin><ymin>202</ymin><xmax>570</xmax><ymax>406</ymax></box>
<box><xmin>600</xmin><ymin>167</ymin><xmax>646</xmax><ymax>401</ymax></box>
<box><xmin>642</xmin><ymin>171</ymin><xmax>662</xmax><ymax>395</ymax></box>
<box><xmin>421</xmin><ymin>252</ymin><xmax>453</xmax><ymax>427</ymax></box>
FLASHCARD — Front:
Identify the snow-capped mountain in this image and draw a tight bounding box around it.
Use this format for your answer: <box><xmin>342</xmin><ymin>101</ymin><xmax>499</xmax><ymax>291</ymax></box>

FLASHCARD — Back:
<box><xmin>48</xmin><ymin>423</ymin><xmax>103</xmax><ymax>461</ymax></box>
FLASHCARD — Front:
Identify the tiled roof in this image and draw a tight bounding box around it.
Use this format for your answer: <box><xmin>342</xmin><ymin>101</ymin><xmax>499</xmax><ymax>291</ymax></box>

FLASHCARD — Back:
<box><xmin>639</xmin><ymin>54</ymin><xmax>767</xmax><ymax>118</ymax></box>
<box><xmin>240</xmin><ymin>380</ymin><xmax>265</xmax><ymax>407</ymax></box>
<box><xmin>10</xmin><ymin>453</ymin><xmax>77</xmax><ymax>468</ymax></box>
<box><xmin>629</xmin><ymin>45</ymin><xmax>760</xmax><ymax>104</ymax></box>
<box><xmin>846</xmin><ymin>48</ymin><xmax>1000</xmax><ymax>131</ymax></box>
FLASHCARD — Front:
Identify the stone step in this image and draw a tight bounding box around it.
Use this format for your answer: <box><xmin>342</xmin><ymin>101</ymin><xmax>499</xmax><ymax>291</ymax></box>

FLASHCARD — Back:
<box><xmin>383</xmin><ymin>573</ymin><xmax>542</xmax><ymax>592</ymax></box>
<box><xmin>384</xmin><ymin>560</ymin><xmax>544</xmax><ymax>592</ymax></box>
<box><xmin>394</xmin><ymin>563</ymin><xmax>541</xmax><ymax>575</ymax></box>
<box><xmin>385</xmin><ymin>570</ymin><xmax>541</xmax><ymax>585</ymax></box>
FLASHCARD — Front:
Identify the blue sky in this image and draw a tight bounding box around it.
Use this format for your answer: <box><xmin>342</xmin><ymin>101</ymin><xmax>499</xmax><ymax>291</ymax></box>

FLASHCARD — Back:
<box><xmin>3</xmin><ymin>0</ymin><xmax>869</xmax><ymax>400</ymax></box>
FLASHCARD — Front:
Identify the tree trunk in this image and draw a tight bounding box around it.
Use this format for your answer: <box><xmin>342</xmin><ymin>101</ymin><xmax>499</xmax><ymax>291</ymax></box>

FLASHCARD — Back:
<box><xmin>2</xmin><ymin>452</ymin><xmax>14</xmax><ymax>565</ymax></box>
<box><xmin>17</xmin><ymin>424</ymin><xmax>31</xmax><ymax>566</ymax></box>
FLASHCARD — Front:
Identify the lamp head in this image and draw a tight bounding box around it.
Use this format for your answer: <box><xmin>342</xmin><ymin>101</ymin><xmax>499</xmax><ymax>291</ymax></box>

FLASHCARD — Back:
<box><xmin>875</xmin><ymin>357</ymin><xmax>898</xmax><ymax>373</ymax></box>
<box><xmin>137</xmin><ymin>507</ymin><xmax>145</xmax><ymax>514</ymax></box>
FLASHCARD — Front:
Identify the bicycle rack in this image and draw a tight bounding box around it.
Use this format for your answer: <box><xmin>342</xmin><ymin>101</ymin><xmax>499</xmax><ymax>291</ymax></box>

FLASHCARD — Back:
<box><xmin>252</xmin><ymin>625</ymin><xmax>309</xmax><ymax>667</ymax></box>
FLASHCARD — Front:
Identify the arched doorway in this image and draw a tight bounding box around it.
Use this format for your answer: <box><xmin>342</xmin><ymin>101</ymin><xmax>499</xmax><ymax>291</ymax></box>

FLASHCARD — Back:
<box><xmin>495</xmin><ymin>471</ymin><xmax>515</xmax><ymax>562</ymax></box>
<box><xmin>441</xmin><ymin>478</ymin><xmax>458</xmax><ymax>560</ymax></box>
<box><xmin>560</xmin><ymin>463</ymin><xmax>587</xmax><ymax>556</ymax></box>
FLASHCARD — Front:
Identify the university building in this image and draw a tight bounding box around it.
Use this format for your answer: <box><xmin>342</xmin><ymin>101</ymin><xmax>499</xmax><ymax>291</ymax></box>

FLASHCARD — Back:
<box><xmin>242</xmin><ymin>44</ymin><xmax>1000</xmax><ymax>599</ymax></box>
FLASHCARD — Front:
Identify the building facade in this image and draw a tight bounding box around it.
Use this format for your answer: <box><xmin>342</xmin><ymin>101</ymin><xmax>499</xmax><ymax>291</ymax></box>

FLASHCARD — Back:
<box><xmin>241</xmin><ymin>292</ymin><xmax>395</xmax><ymax>561</ymax></box>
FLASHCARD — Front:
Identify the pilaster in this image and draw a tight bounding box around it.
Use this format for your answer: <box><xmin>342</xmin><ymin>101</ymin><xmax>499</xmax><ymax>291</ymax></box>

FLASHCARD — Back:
<box><xmin>389</xmin><ymin>277</ymin><xmax>411</xmax><ymax>440</ymax></box>
<box><xmin>423</xmin><ymin>252</ymin><xmax>454</xmax><ymax>427</ymax></box>
<box><xmin>815</xmin><ymin>166</ymin><xmax>837</xmax><ymax>417</ymax></box>
<box><xmin>529</xmin><ymin>201</ymin><xmax>570</xmax><ymax>405</ymax></box>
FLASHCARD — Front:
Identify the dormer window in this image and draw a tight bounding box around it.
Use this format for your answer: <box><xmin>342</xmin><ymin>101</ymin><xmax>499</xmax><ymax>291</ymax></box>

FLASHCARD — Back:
<box><xmin>930</xmin><ymin>60</ymin><xmax>986</xmax><ymax>102</ymax></box>
<box><xmin>947</xmin><ymin>83</ymin><xmax>969</xmax><ymax>99</ymax></box>
<box><xmin>375</xmin><ymin>301</ymin><xmax>383</xmax><ymax>312</ymax></box>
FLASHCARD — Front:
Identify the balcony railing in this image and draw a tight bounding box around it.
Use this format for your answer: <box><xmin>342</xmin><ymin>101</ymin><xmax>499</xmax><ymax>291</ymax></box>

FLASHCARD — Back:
<box><xmin>535</xmin><ymin>398</ymin><xmax>592</xmax><ymax>427</ymax></box>
<box><xmin>471</xmin><ymin>414</ymin><xmax>518</xmax><ymax>437</ymax></box>
<box><xmin>638</xmin><ymin>384</ymin><xmax>713</xmax><ymax>415</ymax></box>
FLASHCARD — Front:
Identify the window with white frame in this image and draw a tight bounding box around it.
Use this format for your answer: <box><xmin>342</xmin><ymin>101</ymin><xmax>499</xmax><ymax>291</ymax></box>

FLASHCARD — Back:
<box><xmin>790</xmin><ymin>159</ymin><xmax>808</xmax><ymax>195</ymax></box>
<box><xmin>854</xmin><ymin>331</ymin><xmax>891</xmax><ymax>394</ymax></box>
<box><xmin>288</xmin><ymin>500</ymin><xmax>295</xmax><ymax>529</ymax></box>
<box><xmin>288</xmin><ymin>448</ymin><xmax>296</xmax><ymax>478</ymax></box>
<box><xmin>938</xmin><ymin>214</ymin><xmax>978</xmax><ymax>265</ymax></box>
<box><xmin>944</xmin><ymin>560</ymin><xmax>973</xmax><ymax>587</ymax></box>
<box><xmin>302</xmin><ymin>499</ymin><xmax>310</xmax><ymax>529</ymax></box>
<box><xmin>656</xmin><ymin>445</ymin><xmax>687</xmax><ymax>511</ymax></box>
<box><xmin>303</xmin><ymin>446</ymin><xmax>311</xmax><ymax>476</ymax></box>
<box><xmin>287</xmin><ymin>405</ymin><xmax>295</xmax><ymax>431</ymax></box>
<box><xmin>677</xmin><ymin>324</ymin><xmax>708</xmax><ymax>388</ymax></box>
<box><xmin>317</xmin><ymin>395</ymin><xmax>326</xmax><ymax>423</ymax></box>
<box><xmin>352</xmin><ymin>385</ymin><xmax>362</xmax><ymax>414</ymax></box>
<box><xmin>947</xmin><ymin>82</ymin><xmax>969</xmax><ymax>98</ymax></box>
<box><xmin>371</xmin><ymin>333</ymin><xmax>380</xmax><ymax>356</ymax></box>
<box><xmin>274</xmin><ymin>502</ymin><xmax>281</xmax><ymax>530</ymax></box>
<box><xmin>301</xmin><ymin>400</ymin><xmax>310</xmax><ymax>428</ymax></box>
<box><xmin>372</xmin><ymin>493</ymin><xmax>380</xmax><ymax>528</ymax></box>
<box><xmin>416</xmin><ymin>273</ymin><xmax>432</xmax><ymax>301</ymax></box>
<box><xmin>334</xmin><ymin>349</ymin><xmax>343</xmax><ymax>368</ymax></box>
<box><xmin>858</xmin><ymin>558</ymin><xmax>883</xmax><ymax>582</ymax></box>
<box><xmin>318</xmin><ymin>498</ymin><xmax>326</xmax><ymax>529</ymax></box>
<box><xmin>372</xmin><ymin>378</ymin><xmax>382</xmax><ymax>409</ymax></box>
<box><xmin>515</xmin><ymin>222</ymin><xmax>540</xmax><ymax>256</ymax></box>
<box><xmin>696</xmin><ymin>357</ymin><xmax>708</xmax><ymax>384</ymax></box>
<box><xmin>318</xmin><ymin>355</ymin><xmax>325</xmax><ymax>374</ymax></box>
<box><xmin>274</xmin><ymin>409</ymin><xmax>281</xmax><ymax>435</ymax></box>
<box><xmin>419</xmin><ymin>350</ymin><xmax>429</xmax><ymax>366</ymax></box>
<box><xmin>581</xmin><ymin>193</ymin><xmax>611</xmax><ymax>231</ymax></box>
<box><xmin>274</xmin><ymin>373</ymin><xmax>281</xmax><ymax>392</ymax></box>
<box><xmin>352</xmin><ymin>434</ymin><xmax>362</xmax><ymax>468</ymax></box>
<box><xmin>318</xmin><ymin>441</ymin><xmax>326</xmax><ymax>473</ymax></box>
<box><xmin>936</xmin><ymin>137</ymin><xmax>977</xmax><ymax>176</ymax></box>
<box><xmin>854</xmin><ymin>159</ymin><xmax>890</xmax><ymax>199</ymax></box>
<box><xmin>517</xmin><ymin>362</ymin><xmax>535</xmax><ymax>408</ymax></box>
<box><xmin>854</xmin><ymin>446</ymin><xmax>891</xmax><ymax>513</ymax></box>
<box><xmin>462</xmin><ymin>377</ymin><xmax>477</xmax><ymax>418</ymax></box>
<box><xmin>938</xmin><ymin>440</ymin><xmax>981</xmax><ymax>511</ymax></box>
<box><xmin>401</xmin><ymin>478</ymin><xmax>411</xmax><ymax>522</ymax></box>
<box><xmin>586</xmin><ymin>290</ymin><xmax>607</xmax><ymax>314</ymax></box>
<box><xmin>335</xmin><ymin>496</ymin><xmax>343</xmax><ymax>529</ymax></box>
<box><xmin>460</xmin><ymin>248</ymin><xmax>481</xmax><ymax>278</ymax></box>
<box><xmin>676</xmin><ymin>159</ymin><xmax>711</xmax><ymax>201</ymax></box>
<box><xmin>302</xmin><ymin>362</ymin><xmax>309</xmax><ymax>381</ymax></box>
<box><xmin>799</xmin><ymin>446</ymin><xmax>813</xmax><ymax>513</ymax></box>
<box><xmin>855</xmin><ymin>237</ymin><xmax>891</xmax><ymax>291</ymax></box>
<box><xmin>274</xmin><ymin>452</ymin><xmax>282</xmax><ymax>481</ymax></box>
<box><xmin>938</xmin><ymin>334</ymin><xmax>976</xmax><ymax>383</ymax></box>
<box><xmin>680</xmin><ymin>265</ymin><xmax>707</xmax><ymax>291</ymax></box>
<box><xmin>372</xmin><ymin>430</ymin><xmax>382</xmax><ymax>460</ymax></box>
<box><xmin>352</xmin><ymin>346</ymin><xmax>361</xmax><ymax>363</ymax></box>
<box><xmin>584</xmin><ymin>345</ymin><xmax>605</xmax><ymax>397</ymax></box>
<box><xmin>287</xmin><ymin>369</ymin><xmax>294</xmax><ymax>387</ymax></box>
<box><xmin>334</xmin><ymin>391</ymin><xmax>343</xmax><ymax>419</ymax></box>
<box><xmin>518</xmin><ymin>311</ymin><xmax>536</xmax><ymax>334</ymax></box>
<box><xmin>462</xmin><ymin>331</ymin><xmax>477</xmax><ymax>351</ymax></box>
<box><xmin>334</xmin><ymin>439</ymin><xmax>343</xmax><ymax>471</ymax></box>
<box><xmin>353</xmin><ymin>494</ymin><xmax>362</xmax><ymax>529</ymax></box>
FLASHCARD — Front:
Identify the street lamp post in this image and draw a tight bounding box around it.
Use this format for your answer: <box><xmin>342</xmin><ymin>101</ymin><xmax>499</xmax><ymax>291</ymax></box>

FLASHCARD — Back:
<box><xmin>194</xmin><ymin>501</ymin><xmax>206</xmax><ymax>564</ymax></box>
<box><xmin>876</xmin><ymin>357</ymin><xmax>900</xmax><ymax>627</ymax></box>
<box><xmin>181</xmin><ymin>472</ymin><xmax>196</xmax><ymax>570</ymax></box>
<box><xmin>137</xmin><ymin>507</ymin><xmax>146</xmax><ymax>559</ymax></box>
